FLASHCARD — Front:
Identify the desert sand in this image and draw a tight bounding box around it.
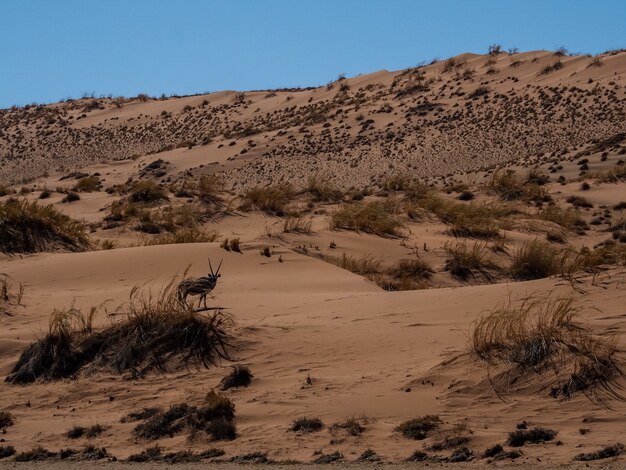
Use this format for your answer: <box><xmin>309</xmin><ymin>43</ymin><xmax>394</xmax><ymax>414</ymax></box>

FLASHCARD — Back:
<box><xmin>1</xmin><ymin>48</ymin><xmax>626</xmax><ymax>466</ymax></box>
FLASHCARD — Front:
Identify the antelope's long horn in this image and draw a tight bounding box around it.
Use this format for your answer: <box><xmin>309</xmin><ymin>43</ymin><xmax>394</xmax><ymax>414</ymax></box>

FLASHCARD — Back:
<box><xmin>208</xmin><ymin>258</ymin><xmax>214</xmax><ymax>276</ymax></box>
<box><xmin>215</xmin><ymin>259</ymin><xmax>223</xmax><ymax>276</ymax></box>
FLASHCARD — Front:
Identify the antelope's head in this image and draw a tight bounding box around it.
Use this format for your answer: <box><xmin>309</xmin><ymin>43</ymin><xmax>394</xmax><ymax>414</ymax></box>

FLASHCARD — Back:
<box><xmin>208</xmin><ymin>258</ymin><xmax>223</xmax><ymax>281</ymax></box>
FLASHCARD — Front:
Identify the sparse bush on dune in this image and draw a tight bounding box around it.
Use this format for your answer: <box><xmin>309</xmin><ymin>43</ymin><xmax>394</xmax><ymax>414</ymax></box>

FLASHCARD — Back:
<box><xmin>5</xmin><ymin>279</ymin><xmax>233</xmax><ymax>384</ymax></box>
<box><xmin>326</xmin><ymin>253</ymin><xmax>382</xmax><ymax>276</ymax></box>
<box><xmin>488</xmin><ymin>169</ymin><xmax>549</xmax><ymax>203</ymax></box>
<box><xmin>240</xmin><ymin>183</ymin><xmax>294</xmax><ymax>216</ymax></box>
<box><xmin>196</xmin><ymin>175</ymin><xmax>224</xmax><ymax>205</ymax></box>
<box><xmin>575</xmin><ymin>443</ymin><xmax>624</xmax><ymax>461</ymax></box>
<box><xmin>133</xmin><ymin>390</ymin><xmax>236</xmax><ymax>442</ymax></box>
<box><xmin>73</xmin><ymin>175</ymin><xmax>102</xmax><ymax>192</ymax></box>
<box><xmin>387</xmin><ymin>258</ymin><xmax>433</xmax><ymax>281</ymax></box>
<box><xmin>14</xmin><ymin>447</ymin><xmax>57</xmax><ymax>462</ymax></box>
<box><xmin>220</xmin><ymin>364</ymin><xmax>253</xmax><ymax>390</ymax></box>
<box><xmin>0</xmin><ymin>411</ymin><xmax>14</xmax><ymax>429</ymax></box>
<box><xmin>142</xmin><ymin>228</ymin><xmax>220</xmax><ymax>246</ymax></box>
<box><xmin>128</xmin><ymin>180</ymin><xmax>168</xmax><ymax>204</ymax></box>
<box><xmin>304</xmin><ymin>173</ymin><xmax>343</xmax><ymax>202</ymax></box>
<box><xmin>593</xmin><ymin>164</ymin><xmax>626</xmax><ymax>183</ymax></box>
<box><xmin>395</xmin><ymin>415</ymin><xmax>441</xmax><ymax>440</ymax></box>
<box><xmin>508</xmin><ymin>428</ymin><xmax>557</xmax><ymax>447</ymax></box>
<box><xmin>282</xmin><ymin>216</ymin><xmax>313</xmax><ymax>234</ymax></box>
<box><xmin>510</xmin><ymin>239</ymin><xmax>560</xmax><ymax>280</ymax></box>
<box><xmin>470</xmin><ymin>295</ymin><xmax>622</xmax><ymax>402</ymax></box>
<box><xmin>0</xmin><ymin>198</ymin><xmax>89</xmax><ymax>254</ymax></box>
<box><xmin>444</xmin><ymin>241</ymin><xmax>498</xmax><ymax>282</ymax></box>
<box><xmin>537</xmin><ymin>205</ymin><xmax>588</xmax><ymax>233</ymax></box>
<box><xmin>331</xmin><ymin>200</ymin><xmax>404</xmax><ymax>237</ymax></box>
<box><xmin>290</xmin><ymin>417</ymin><xmax>323</xmax><ymax>433</ymax></box>
<box><xmin>0</xmin><ymin>445</ymin><xmax>16</xmax><ymax>459</ymax></box>
<box><xmin>319</xmin><ymin>253</ymin><xmax>432</xmax><ymax>291</ymax></box>
<box><xmin>418</xmin><ymin>193</ymin><xmax>511</xmax><ymax>239</ymax></box>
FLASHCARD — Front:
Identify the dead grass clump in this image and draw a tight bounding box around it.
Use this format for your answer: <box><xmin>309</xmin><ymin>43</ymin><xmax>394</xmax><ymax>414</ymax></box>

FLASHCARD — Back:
<box><xmin>142</xmin><ymin>228</ymin><xmax>220</xmax><ymax>246</ymax></box>
<box><xmin>593</xmin><ymin>164</ymin><xmax>626</xmax><ymax>183</ymax></box>
<box><xmin>488</xmin><ymin>169</ymin><xmax>549</xmax><ymax>203</ymax></box>
<box><xmin>65</xmin><ymin>445</ymin><xmax>110</xmax><ymax>461</ymax></box>
<box><xmin>330</xmin><ymin>253</ymin><xmax>381</xmax><ymax>276</ymax></box>
<box><xmin>241</xmin><ymin>184</ymin><xmax>294</xmax><ymax>216</ymax></box>
<box><xmin>65</xmin><ymin>424</ymin><xmax>107</xmax><ymax>439</ymax></box>
<box><xmin>421</xmin><ymin>195</ymin><xmax>509</xmax><ymax>239</ymax></box>
<box><xmin>0</xmin><ymin>199</ymin><xmax>89</xmax><ymax>254</ymax></box>
<box><xmin>282</xmin><ymin>216</ymin><xmax>313</xmax><ymax>234</ymax></box>
<box><xmin>574</xmin><ymin>443</ymin><xmax>624</xmax><ymax>461</ymax></box>
<box><xmin>305</xmin><ymin>174</ymin><xmax>343</xmax><ymax>202</ymax></box>
<box><xmin>470</xmin><ymin>295</ymin><xmax>621</xmax><ymax>402</ymax></box>
<box><xmin>538</xmin><ymin>206</ymin><xmax>588</xmax><ymax>232</ymax></box>
<box><xmin>196</xmin><ymin>175</ymin><xmax>224</xmax><ymax>206</ymax></box>
<box><xmin>220</xmin><ymin>365</ymin><xmax>253</xmax><ymax>390</ymax></box>
<box><xmin>507</xmin><ymin>428</ymin><xmax>557</xmax><ymax>447</ymax></box>
<box><xmin>0</xmin><ymin>446</ymin><xmax>16</xmax><ymax>459</ymax></box>
<box><xmin>133</xmin><ymin>403</ymin><xmax>194</xmax><ymax>440</ymax></box>
<box><xmin>444</xmin><ymin>242</ymin><xmax>497</xmax><ymax>282</ymax></box>
<box><xmin>73</xmin><ymin>176</ymin><xmax>102</xmax><ymax>192</ymax></box>
<box><xmin>313</xmin><ymin>451</ymin><xmax>343</xmax><ymax>464</ymax></box>
<box><xmin>510</xmin><ymin>239</ymin><xmax>560</xmax><ymax>280</ymax></box>
<box><xmin>6</xmin><ymin>280</ymin><xmax>233</xmax><ymax>384</ymax></box>
<box><xmin>539</xmin><ymin>60</ymin><xmax>563</xmax><ymax>75</ymax></box>
<box><xmin>395</xmin><ymin>416</ymin><xmax>441</xmax><ymax>440</ymax></box>
<box><xmin>134</xmin><ymin>392</ymin><xmax>236</xmax><ymax>442</ymax></box>
<box><xmin>290</xmin><ymin>417</ymin><xmax>323</xmax><ymax>433</ymax></box>
<box><xmin>331</xmin><ymin>200</ymin><xmax>404</xmax><ymax>237</ymax></box>
<box><xmin>330</xmin><ymin>417</ymin><xmax>366</xmax><ymax>436</ymax></box>
<box><xmin>0</xmin><ymin>411</ymin><xmax>14</xmax><ymax>429</ymax></box>
<box><xmin>121</xmin><ymin>407</ymin><xmax>162</xmax><ymax>423</ymax></box>
<box><xmin>388</xmin><ymin>258</ymin><xmax>433</xmax><ymax>281</ymax></box>
<box><xmin>14</xmin><ymin>447</ymin><xmax>57</xmax><ymax>461</ymax></box>
<box><xmin>128</xmin><ymin>180</ymin><xmax>168</xmax><ymax>204</ymax></box>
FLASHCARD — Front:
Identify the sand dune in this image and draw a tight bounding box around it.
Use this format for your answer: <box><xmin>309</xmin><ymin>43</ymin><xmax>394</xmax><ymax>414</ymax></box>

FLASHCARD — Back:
<box><xmin>1</xmin><ymin>48</ymin><xmax>626</xmax><ymax>465</ymax></box>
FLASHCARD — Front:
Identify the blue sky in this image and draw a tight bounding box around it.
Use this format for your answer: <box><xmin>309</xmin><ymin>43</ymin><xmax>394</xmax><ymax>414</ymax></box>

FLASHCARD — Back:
<box><xmin>1</xmin><ymin>0</ymin><xmax>624</xmax><ymax>108</ymax></box>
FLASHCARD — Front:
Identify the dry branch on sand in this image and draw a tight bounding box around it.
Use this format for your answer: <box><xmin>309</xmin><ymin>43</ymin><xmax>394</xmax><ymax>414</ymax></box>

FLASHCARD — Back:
<box><xmin>5</xmin><ymin>278</ymin><xmax>233</xmax><ymax>384</ymax></box>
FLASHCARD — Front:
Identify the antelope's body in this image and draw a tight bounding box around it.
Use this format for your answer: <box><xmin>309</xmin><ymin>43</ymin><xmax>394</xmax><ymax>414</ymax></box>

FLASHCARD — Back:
<box><xmin>177</xmin><ymin>259</ymin><xmax>222</xmax><ymax>309</ymax></box>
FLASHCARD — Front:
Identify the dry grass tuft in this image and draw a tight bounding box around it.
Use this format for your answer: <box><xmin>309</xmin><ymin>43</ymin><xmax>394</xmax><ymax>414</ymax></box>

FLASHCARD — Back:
<box><xmin>219</xmin><ymin>364</ymin><xmax>253</xmax><ymax>390</ymax></box>
<box><xmin>470</xmin><ymin>295</ymin><xmax>622</xmax><ymax>402</ymax></box>
<box><xmin>444</xmin><ymin>241</ymin><xmax>498</xmax><ymax>282</ymax></box>
<box><xmin>282</xmin><ymin>216</ymin><xmax>313</xmax><ymax>234</ymax></box>
<box><xmin>142</xmin><ymin>228</ymin><xmax>220</xmax><ymax>246</ymax></box>
<box><xmin>0</xmin><ymin>198</ymin><xmax>89</xmax><ymax>253</ymax></box>
<box><xmin>395</xmin><ymin>415</ymin><xmax>441</xmax><ymax>440</ymax></box>
<box><xmin>128</xmin><ymin>180</ymin><xmax>168</xmax><ymax>204</ymax></box>
<box><xmin>240</xmin><ymin>184</ymin><xmax>294</xmax><ymax>216</ymax></box>
<box><xmin>331</xmin><ymin>200</ymin><xmax>404</xmax><ymax>237</ymax></box>
<box><xmin>488</xmin><ymin>169</ymin><xmax>549</xmax><ymax>203</ymax></box>
<box><xmin>507</xmin><ymin>427</ymin><xmax>556</xmax><ymax>446</ymax></box>
<box><xmin>0</xmin><ymin>411</ymin><xmax>14</xmax><ymax>429</ymax></box>
<box><xmin>304</xmin><ymin>174</ymin><xmax>343</xmax><ymax>202</ymax></box>
<box><xmin>6</xmin><ymin>279</ymin><xmax>233</xmax><ymax>384</ymax></box>
<box><xmin>574</xmin><ymin>443</ymin><xmax>624</xmax><ymax>461</ymax></box>
<box><xmin>537</xmin><ymin>206</ymin><xmax>588</xmax><ymax>232</ymax></box>
<box><xmin>510</xmin><ymin>239</ymin><xmax>560</xmax><ymax>280</ymax></box>
<box><xmin>133</xmin><ymin>390</ymin><xmax>236</xmax><ymax>441</ymax></box>
<box><xmin>290</xmin><ymin>417</ymin><xmax>323</xmax><ymax>433</ymax></box>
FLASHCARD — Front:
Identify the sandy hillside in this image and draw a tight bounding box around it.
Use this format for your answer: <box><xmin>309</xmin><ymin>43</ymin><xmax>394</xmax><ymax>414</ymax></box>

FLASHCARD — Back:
<box><xmin>1</xmin><ymin>48</ymin><xmax>626</xmax><ymax>466</ymax></box>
